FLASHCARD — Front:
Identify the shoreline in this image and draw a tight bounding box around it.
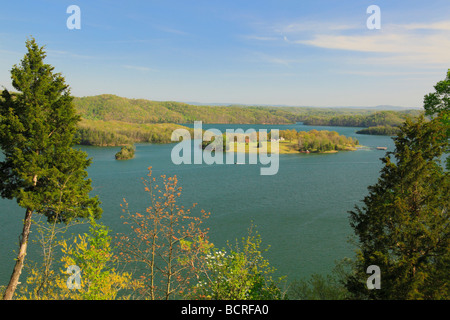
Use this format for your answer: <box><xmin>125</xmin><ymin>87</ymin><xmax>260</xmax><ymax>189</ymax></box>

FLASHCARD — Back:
<box><xmin>227</xmin><ymin>141</ymin><xmax>361</xmax><ymax>155</ymax></box>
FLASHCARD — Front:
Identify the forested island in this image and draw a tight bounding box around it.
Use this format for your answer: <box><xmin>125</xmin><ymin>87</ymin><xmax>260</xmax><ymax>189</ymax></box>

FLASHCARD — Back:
<box><xmin>200</xmin><ymin>129</ymin><xmax>359</xmax><ymax>154</ymax></box>
<box><xmin>356</xmin><ymin>125</ymin><xmax>400</xmax><ymax>136</ymax></box>
<box><xmin>115</xmin><ymin>145</ymin><xmax>135</xmax><ymax>160</ymax></box>
<box><xmin>280</xmin><ymin>129</ymin><xmax>359</xmax><ymax>153</ymax></box>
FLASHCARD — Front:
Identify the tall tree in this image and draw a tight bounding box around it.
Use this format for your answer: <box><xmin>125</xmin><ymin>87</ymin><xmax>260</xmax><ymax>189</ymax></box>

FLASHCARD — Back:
<box><xmin>423</xmin><ymin>69</ymin><xmax>450</xmax><ymax>169</ymax></box>
<box><xmin>346</xmin><ymin>116</ymin><xmax>449</xmax><ymax>299</ymax></box>
<box><xmin>0</xmin><ymin>37</ymin><xmax>102</xmax><ymax>300</ymax></box>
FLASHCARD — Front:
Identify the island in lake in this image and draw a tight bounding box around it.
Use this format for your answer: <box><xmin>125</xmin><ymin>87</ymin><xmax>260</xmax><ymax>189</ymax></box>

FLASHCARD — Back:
<box><xmin>356</xmin><ymin>125</ymin><xmax>400</xmax><ymax>136</ymax></box>
<box><xmin>202</xmin><ymin>129</ymin><xmax>360</xmax><ymax>154</ymax></box>
<box><xmin>115</xmin><ymin>145</ymin><xmax>136</xmax><ymax>160</ymax></box>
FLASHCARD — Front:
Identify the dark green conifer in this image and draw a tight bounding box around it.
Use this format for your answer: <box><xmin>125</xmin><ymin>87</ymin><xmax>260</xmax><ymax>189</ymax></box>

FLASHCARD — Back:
<box><xmin>347</xmin><ymin>116</ymin><xmax>449</xmax><ymax>299</ymax></box>
<box><xmin>423</xmin><ymin>69</ymin><xmax>450</xmax><ymax>170</ymax></box>
<box><xmin>0</xmin><ymin>37</ymin><xmax>102</xmax><ymax>300</ymax></box>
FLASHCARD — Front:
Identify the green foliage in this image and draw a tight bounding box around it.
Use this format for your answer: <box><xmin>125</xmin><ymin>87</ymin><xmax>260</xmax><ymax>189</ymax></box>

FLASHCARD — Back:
<box><xmin>71</xmin><ymin>94</ymin><xmax>423</xmax><ymax>147</ymax></box>
<box><xmin>287</xmin><ymin>259</ymin><xmax>352</xmax><ymax>300</ymax></box>
<box><xmin>423</xmin><ymin>69</ymin><xmax>450</xmax><ymax>170</ymax></box>
<box><xmin>73</xmin><ymin>94</ymin><xmax>422</xmax><ymax>127</ymax></box>
<box><xmin>279</xmin><ymin>129</ymin><xmax>358</xmax><ymax>153</ymax></box>
<box><xmin>14</xmin><ymin>214</ymin><xmax>134</xmax><ymax>300</ymax></box>
<box><xmin>347</xmin><ymin>116</ymin><xmax>449</xmax><ymax>299</ymax></box>
<box><xmin>287</xmin><ymin>274</ymin><xmax>348</xmax><ymax>300</ymax></box>
<box><xmin>0</xmin><ymin>37</ymin><xmax>101</xmax><ymax>223</ymax></box>
<box><xmin>193</xmin><ymin>225</ymin><xmax>284</xmax><ymax>300</ymax></box>
<box><xmin>424</xmin><ymin>69</ymin><xmax>450</xmax><ymax>117</ymax></box>
<box><xmin>115</xmin><ymin>145</ymin><xmax>135</xmax><ymax>160</ymax></box>
<box><xmin>75</xmin><ymin>119</ymin><xmax>194</xmax><ymax>146</ymax></box>
<box><xmin>16</xmin><ymin>215</ymin><xmax>85</xmax><ymax>300</ymax></box>
<box><xmin>74</xmin><ymin>94</ymin><xmax>292</xmax><ymax>125</ymax></box>
<box><xmin>356</xmin><ymin>125</ymin><xmax>400</xmax><ymax>136</ymax></box>
<box><xmin>301</xmin><ymin>110</ymin><xmax>422</xmax><ymax>127</ymax></box>
<box><xmin>59</xmin><ymin>216</ymin><xmax>133</xmax><ymax>300</ymax></box>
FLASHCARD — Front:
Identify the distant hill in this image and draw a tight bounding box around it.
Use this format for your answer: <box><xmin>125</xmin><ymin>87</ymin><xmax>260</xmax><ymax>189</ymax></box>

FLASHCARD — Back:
<box><xmin>299</xmin><ymin>109</ymin><xmax>423</xmax><ymax>127</ymax></box>
<box><xmin>73</xmin><ymin>94</ymin><xmax>293</xmax><ymax>125</ymax></box>
<box><xmin>73</xmin><ymin>94</ymin><xmax>423</xmax><ymax>126</ymax></box>
<box><xmin>340</xmin><ymin>105</ymin><xmax>422</xmax><ymax>111</ymax></box>
<box><xmin>184</xmin><ymin>101</ymin><xmax>419</xmax><ymax>110</ymax></box>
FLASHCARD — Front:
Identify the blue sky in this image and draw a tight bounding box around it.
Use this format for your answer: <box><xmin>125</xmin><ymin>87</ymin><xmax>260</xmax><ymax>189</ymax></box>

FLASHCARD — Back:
<box><xmin>1</xmin><ymin>0</ymin><xmax>449</xmax><ymax>108</ymax></box>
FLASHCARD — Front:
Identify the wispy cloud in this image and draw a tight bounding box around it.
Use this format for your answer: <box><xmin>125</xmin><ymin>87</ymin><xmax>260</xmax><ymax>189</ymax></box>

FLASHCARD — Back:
<box><xmin>250</xmin><ymin>52</ymin><xmax>303</xmax><ymax>67</ymax></box>
<box><xmin>242</xmin><ymin>35</ymin><xmax>279</xmax><ymax>41</ymax></box>
<box><xmin>277</xmin><ymin>20</ymin><xmax>450</xmax><ymax>66</ymax></box>
<box><xmin>396</xmin><ymin>21</ymin><xmax>450</xmax><ymax>31</ymax></box>
<box><xmin>242</xmin><ymin>21</ymin><xmax>359</xmax><ymax>44</ymax></box>
<box><xmin>103</xmin><ymin>39</ymin><xmax>155</xmax><ymax>44</ymax></box>
<box><xmin>123</xmin><ymin>65</ymin><xmax>155</xmax><ymax>72</ymax></box>
<box><xmin>275</xmin><ymin>21</ymin><xmax>359</xmax><ymax>34</ymax></box>
<box><xmin>298</xmin><ymin>32</ymin><xmax>450</xmax><ymax>65</ymax></box>
<box><xmin>0</xmin><ymin>48</ymin><xmax>22</xmax><ymax>56</ymax></box>
<box><xmin>337</xmin><ymin>70</ymin><xmax>444</xmax><ymax>77</ymax></box>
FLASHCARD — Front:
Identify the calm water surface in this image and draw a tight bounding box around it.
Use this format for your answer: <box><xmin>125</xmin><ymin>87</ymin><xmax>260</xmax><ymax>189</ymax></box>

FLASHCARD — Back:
<box><xmin>0</xmin><ymin>123</ymin><xmax>394</xmax><ymax>284</ymax></box>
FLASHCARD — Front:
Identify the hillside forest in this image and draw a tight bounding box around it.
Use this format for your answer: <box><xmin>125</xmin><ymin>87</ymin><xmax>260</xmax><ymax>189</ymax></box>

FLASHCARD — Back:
<box><xmin>72</xmin><ymin>94</ymin><xmax>422</xmax><ymax>146</ymax></box>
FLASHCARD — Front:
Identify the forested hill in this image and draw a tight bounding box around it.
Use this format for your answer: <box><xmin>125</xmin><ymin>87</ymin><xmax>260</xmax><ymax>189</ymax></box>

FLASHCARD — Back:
<box><xmin>73</xmin><ymin>94</ymin><xmax>293</xmax><ymax>124</ymax></box>
<box><xmin>300</xmin><ymin>110</ymin><xmax>422</xmax><ymax>127</ymax></box>
<box><xmin>73</xmin><ymin>94</ymin><xmax>423</xmax><ymax>126</ymax></box>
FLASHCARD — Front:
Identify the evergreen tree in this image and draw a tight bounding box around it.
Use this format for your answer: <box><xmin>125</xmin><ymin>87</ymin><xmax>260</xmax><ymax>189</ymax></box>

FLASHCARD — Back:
<box><xmin>423</xmin><ymin>69</ymin><xmax>450</xmax><ymax>170</ymax></box>
<box><xmin>346</xmin><ymin>116</ymin><xmax>449</xmax><ymax>299</ymax></box>
<box><xmin>0</xmin><ymin>37</ymin><xmax>102</xmax><ymax>300</ymax></box>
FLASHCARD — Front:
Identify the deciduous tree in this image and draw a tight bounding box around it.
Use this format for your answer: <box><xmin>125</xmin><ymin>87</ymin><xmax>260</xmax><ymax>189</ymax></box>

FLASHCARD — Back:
<box><xmin>58</xmin><ymin>217</ymin><xmax>133</xmax><ymax>300</ymax></box>
<box><xmin>192</xmin><ymin>224</ymin><xmax>284</xmax><ymax>300</ymax></box>
<box><xmin>116</xmin><ymin>167</ymin><xmax>211</xmax><ymax>300</ymax></box>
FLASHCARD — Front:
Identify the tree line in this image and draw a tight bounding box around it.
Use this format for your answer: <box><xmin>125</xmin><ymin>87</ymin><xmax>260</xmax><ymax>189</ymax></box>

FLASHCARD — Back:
<box><xmin>73</xmin><ymin>93</ymin><xmax>422</xmax><ymax>128</ymax></box>
<box><xmin>301</xmin><ymin>110</ymin><xmax>421</xmax><ymax>128</ymax></box>
<box><xmin>75</xmin><ymin>119</ymin><xmax>194</xmax><ymax>146</ymax></box>
<box><xmin>74</xmin><ymin>95</ymin><xmax>293</xmax><ymax>125</ymax></box>
<box><xmin>356</xmin><ymin>125</ymin><xmax>400</xmax><ymax>136</ymax></box>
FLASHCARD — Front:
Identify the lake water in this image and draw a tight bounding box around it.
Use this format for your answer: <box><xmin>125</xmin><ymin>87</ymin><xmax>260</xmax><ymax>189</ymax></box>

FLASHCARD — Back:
<box><xmin>0</xmin><ymin>123</ymin><xmax>395</xmax><ymax>286</ymax></box>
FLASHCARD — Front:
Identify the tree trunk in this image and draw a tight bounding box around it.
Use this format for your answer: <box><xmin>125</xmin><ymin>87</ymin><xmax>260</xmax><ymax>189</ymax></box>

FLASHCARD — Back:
<box><xmin>2</xmin><ymin>207</ymin><xmax>33</xmax><ymax>300</ymax></box>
